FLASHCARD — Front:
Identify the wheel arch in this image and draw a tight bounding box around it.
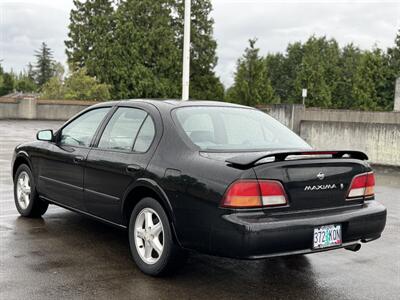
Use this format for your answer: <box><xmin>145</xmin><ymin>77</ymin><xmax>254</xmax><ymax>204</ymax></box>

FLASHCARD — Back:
<box><xmin>12</xmin><ymin>152</ymin><xmax>32</xmax><ymax>179</ymax></box>
<box><xmin>121</xmin><ymin>178</ymin><xmax>182</xmax><ymax>246</ymax></box>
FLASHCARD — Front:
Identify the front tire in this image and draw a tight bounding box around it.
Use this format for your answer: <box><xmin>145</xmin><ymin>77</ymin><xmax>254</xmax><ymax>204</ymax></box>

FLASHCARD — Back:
<box><xmin>14</xmin><ymin>164</ymin><xmax>48</xmax><ymax>217</ymax></box>
<box><xmin>128</xmin><ymin>197</ymin><xmax>186</xmax><ymax>276</ymax></box>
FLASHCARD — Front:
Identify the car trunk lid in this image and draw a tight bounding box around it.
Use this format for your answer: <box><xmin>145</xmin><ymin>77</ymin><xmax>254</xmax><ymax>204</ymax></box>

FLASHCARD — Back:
<box><xmin>226</xmin><ymin>150</ymin><xmax>369</xmax><ymax>210</ymax></box>
<box><xmin>258</xmin><ymin>160</ymin><xmax>367</xmax><ymax>209</ymax></box>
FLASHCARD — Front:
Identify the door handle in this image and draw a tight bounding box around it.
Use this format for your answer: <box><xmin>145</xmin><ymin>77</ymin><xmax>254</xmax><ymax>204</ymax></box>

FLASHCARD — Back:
<box><xmin>73</xmin><ymin>156</ymin><xmax>84</xmax><ymax>164</ymax></box>
<box><xmin>126</xmin><ymin>164</ymin><xmax>143</xmax><ymax>173</ymax></box>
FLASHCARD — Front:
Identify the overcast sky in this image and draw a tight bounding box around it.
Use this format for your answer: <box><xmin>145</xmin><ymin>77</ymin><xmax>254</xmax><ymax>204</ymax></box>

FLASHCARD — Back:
<box><xmin>0</xmin><ymin>0</ymin><xmax>399</xmax><ymax>87</ymax></box>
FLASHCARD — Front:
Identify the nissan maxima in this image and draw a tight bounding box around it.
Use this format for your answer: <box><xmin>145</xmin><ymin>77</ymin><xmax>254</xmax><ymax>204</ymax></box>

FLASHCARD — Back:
<box><xmin>12</xmin><ymin>100</ymin><xmax>387</xmax><ymax>276</ymax></box>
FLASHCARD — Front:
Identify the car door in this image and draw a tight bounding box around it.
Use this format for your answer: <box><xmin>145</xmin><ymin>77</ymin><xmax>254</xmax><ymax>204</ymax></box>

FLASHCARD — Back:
<box><xmin>38</xmin><ymin>107</ymin><xmax>112</xmax><ymax>210</ymax></box>
<box><xmin>83</xmin><ymin>105</ymin><xmax>159</xmax><ymax>224</ymax></box>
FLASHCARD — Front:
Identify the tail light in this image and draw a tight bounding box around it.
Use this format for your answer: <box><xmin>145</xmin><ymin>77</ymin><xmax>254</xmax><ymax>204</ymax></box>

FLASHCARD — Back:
<box><xmin>347</xmin><ymin>172</ymin><xmax>375</xmax><ymax>200</ymax></box>
<box><xmin>222</xmin><ymin>180</ymin><xmax>288</xmax><ymax>208</ymax></box>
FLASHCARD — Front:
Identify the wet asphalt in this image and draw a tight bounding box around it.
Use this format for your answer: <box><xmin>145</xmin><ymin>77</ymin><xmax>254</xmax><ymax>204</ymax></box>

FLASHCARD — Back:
<box><xmin>0</xmin><ymin>120</ymin><xmax>399</xmax><ymax>300</ymax></box>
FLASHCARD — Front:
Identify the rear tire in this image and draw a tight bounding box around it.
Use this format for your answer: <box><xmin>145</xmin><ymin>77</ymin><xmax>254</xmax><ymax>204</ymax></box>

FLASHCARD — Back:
<box><xmin>128</xmin><ymin>197</ymin><xmax>186</xmax><ymax>276</ymax></box>
<box><xmin>14</xmin><ymin>164</ymin><xmax>48</xmax><ymax>218</ymax></box>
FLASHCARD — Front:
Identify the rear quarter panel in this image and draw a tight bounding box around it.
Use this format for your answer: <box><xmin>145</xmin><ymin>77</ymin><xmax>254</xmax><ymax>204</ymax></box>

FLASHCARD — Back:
<box><xmin>148</xmin><ymin>111</ymin><xmax>255</xmax><ymax>252</ymax></box>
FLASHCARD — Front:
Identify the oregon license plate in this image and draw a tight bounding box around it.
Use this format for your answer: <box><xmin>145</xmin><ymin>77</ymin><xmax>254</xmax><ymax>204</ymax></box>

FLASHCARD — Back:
<box><xmin>313</xmin><ymin>224</ymin><xmax>342</xmax><ymax>249</ymax></box>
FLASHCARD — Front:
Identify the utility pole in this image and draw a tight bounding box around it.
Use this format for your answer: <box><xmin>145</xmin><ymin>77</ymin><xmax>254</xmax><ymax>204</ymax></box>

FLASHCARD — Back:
<box><xmin>181</xmin><ymin>0</ymin><xmax>191</xmax><ymax>101</ymax></box>
<box><xmin>394</xmin><ymin>77</ymin><xmax>400</xmax><ymax>111</ymax></box>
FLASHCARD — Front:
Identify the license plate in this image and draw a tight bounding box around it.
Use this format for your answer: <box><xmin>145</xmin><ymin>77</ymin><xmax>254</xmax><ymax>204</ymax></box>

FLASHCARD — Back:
<box><xmin>313</xmin><ymin>224</ymin><xmax>342</xmax><ymax>249</ymax></box>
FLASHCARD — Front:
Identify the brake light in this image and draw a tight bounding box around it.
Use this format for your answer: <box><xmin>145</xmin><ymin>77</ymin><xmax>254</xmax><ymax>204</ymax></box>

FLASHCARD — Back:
<box><xmin>222</xmin><ymin>180</ymin><xmax>287</xmax><ymax>208</ymax></box>
<box><xmin>222</xmin><ymin>180</ymin><xmax>262</xmax><ymax>208</ymax></box>
<box><xmin>301</xmin><ymin>151</ymin><xmax>338</xmax><ymax>155</ymax></box>
<box><xmin>347</xmin><ymin>172</ymin><xmax>375</xmax><ymax>199</ymax></box>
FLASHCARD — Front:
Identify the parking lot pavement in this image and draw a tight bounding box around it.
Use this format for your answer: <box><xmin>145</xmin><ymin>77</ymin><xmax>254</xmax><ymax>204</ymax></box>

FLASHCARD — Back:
<box><xmin>0</xmin><ymin>120</ymin><xmax>399</xmax><ymax>300</ymax></box>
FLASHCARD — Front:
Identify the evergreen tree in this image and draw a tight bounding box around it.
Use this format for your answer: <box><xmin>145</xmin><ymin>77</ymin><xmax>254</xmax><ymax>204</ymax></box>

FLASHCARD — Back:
<box><xmin>65</xmin><ymin>0</ymin><xmax>224</xmax><ymax>100</ymax></box>
<box><xmin>351</xmin><ymin>49</ymin><xmax>387</xmax><ymax>110</ymax></box>
<box><xmin>351</xmin><ymin>48</ymin><xmax>394</xmax><ymax>110</ymax></box>
<box><xmin>284</xmin><ymin>41</ymin><xmax>305</xmax><ymax>102</ymax></box>
<box><xmin>64</xmin><ymin>0</ymin><xmax>398</xmax><ymax>110</ymax></box>
<box><xmin>376</xmin><ymin>52</ymin><xmax>394</xmax><ymax>110</ymax></box>
<box><xmin>65</xmin><ymin>0</ymin><xmax>115</xmax><ymax>81</ymax></box>
<box><xmin>34</xmin><ymin>42</ymin><xmax>55</xmax><ymax>86</ymax></box>
<box><xmin>264</xmin><ymin>53</ymin><xmax>288</xmax><ymax>102</ymax></box>
<box><xmin>226</xmin><ymin>39</ymin><xmax>276</xmax><ymax>106</ymax></box>
<box><xmin>0</xmin><ymin>62</ymin><xmax>4</xmax><ymax>95</ymax></box>
<box><xmin>294</xmin><ymin>36</ymin><xmax>340</xmax><ymax>108</ymax></box>
<box><xmin>256</xmin><ymin>35</ymin><xmax>399</xmax><ymax>110</ymax></box>
<box><xmin>388</xmin><ymin>30</ymin><xmax>400</xmax><ymax>78</ymax></box>
<box><xmin>0</xmin><ymin>63</ymin><xmax>18</xmax><ymax>95</ymax></box>
<box><xmin>0</xmin><ymin>73</ymin><xmax>15</xmax><ymax>95</ymax></box>
<box><xmin>110</xmin><ymin>0</ymin><xmax>181</xmax><ymax>99</ymax></box>
<box><xmin>27</xmin><ymin>63</ymin><xmax>36</xmax><ymax>82</ymax></box>
<box><xmin>333</xmin><ymin>44</ymin><xmax>362</xmax><ymax>109</ymax></box>
<box><xmin>66</xmin><ymin>0</ymin><xmax>181</xmax><ymax>99</ymax></box>
<box><xmin>386</xmin><ymin>30</ymin><xmax>400</xmax><ymax>109</ymax></box>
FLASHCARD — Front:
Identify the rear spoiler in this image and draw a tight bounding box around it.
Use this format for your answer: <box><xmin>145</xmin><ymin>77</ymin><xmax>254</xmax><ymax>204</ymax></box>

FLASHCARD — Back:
<box><xmin>226</xmin><ymin>150</ymin><xmax>369</xmax><ymax>169</ymax></box>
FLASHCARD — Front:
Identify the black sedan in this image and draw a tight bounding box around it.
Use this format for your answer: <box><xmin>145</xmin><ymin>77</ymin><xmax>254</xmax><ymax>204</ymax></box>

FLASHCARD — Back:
<box><xmin>12</xmin><ymin>100</ymin><xmax>387</xmax><ymax>276</ymax></box>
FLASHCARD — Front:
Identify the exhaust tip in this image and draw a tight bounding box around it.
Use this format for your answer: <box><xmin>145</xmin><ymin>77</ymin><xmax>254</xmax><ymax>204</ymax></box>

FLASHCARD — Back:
<box><xmin>345</xmin><ymin>243</ymin><xmax>361</xmax><ymax>252</ymax></box>
<box><xmin>361</xmin><ymin>235</ymin><xmax>381</xmax><ymax>243</ymax></box>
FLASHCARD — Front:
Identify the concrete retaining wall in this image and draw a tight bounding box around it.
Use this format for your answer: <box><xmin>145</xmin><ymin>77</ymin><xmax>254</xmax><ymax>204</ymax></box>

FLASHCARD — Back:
<box><xmin>0</xmin><ymin>101</ymin><xmax>19</xmax><ymax>119</ymax></box>
<box><xmin>261</xmin><ymin>104</ymin><xmax>293</xmax><ymax>127</ymax></box>
<box><xmin>300</xmin><ymin>121</ymin><xmax>400</xmax><ymax>166</ymax></box>
<box><xmin>0</xmin><ymin>98</ymin><xmax>96</xmax><ymax>120</ymax></box>
<box><xmin>260</xmin><ymin>106</ymin><xmax>400</xmax><ymax>132</ymax></box>
<box><xmin>300</xmin><ymin>108</ymin><xmax>400</xmax><ymax>125</ymax></box>
<box><xmin>37</xmin><ymin>103</ymin><xmax>90</xmax><ymax>120</ymax></box>
<box><xmin>258</xmin><ymin>105</ymin><xmax>400</xmax><ymax>166</ymax></box>
<box><xmin>1</xmin><ymin>98</ymin><xmax>399</xmax><ymax>166</ymax></box>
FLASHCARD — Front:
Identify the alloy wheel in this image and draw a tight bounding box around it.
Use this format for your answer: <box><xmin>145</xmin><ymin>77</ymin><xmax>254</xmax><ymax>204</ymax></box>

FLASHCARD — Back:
<box><xmin>16</xmin><ymin>171</ymin><xmax>31</xmax><ymax>210</ymax></box>
<box><xmin>134</xmin><ymin>208</ymin><xmax>164</xmax><ymax>265</ymax></box>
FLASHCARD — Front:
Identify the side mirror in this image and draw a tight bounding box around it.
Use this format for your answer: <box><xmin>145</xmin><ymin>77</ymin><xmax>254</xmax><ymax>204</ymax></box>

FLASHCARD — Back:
<box><xmin>37</xmin><ymin>130</ymin><xmax>54</xmax><ymax>142</ymax></box>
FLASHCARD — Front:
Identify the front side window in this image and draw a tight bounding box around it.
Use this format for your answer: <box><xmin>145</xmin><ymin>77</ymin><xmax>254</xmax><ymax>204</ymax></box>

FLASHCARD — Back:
<box><xmin>98</xmin><ymin>107</ymin><xmax>148</xmax><ymax>151</ymax></box>
<box><xmin>60</xmin><ymin>108</ymin><xmax>110</xmax><ymax>147</ymax></box>
<box><xmin>174</xmin><ymin>106</ymin><xmax>311</xmax><ymax>151</ymax></box>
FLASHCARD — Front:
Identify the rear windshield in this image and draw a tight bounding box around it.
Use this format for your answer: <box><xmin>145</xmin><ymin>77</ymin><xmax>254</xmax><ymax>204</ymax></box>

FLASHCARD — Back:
<box><xmin>174</xmin><ymin>106</ymin><xmax>311</xmax><ymax>151</ymax></box>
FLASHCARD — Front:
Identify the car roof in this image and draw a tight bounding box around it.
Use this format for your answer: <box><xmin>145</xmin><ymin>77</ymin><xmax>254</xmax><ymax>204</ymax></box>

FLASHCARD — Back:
<box><xmin>122</xmin><ymin>99</ymin><xmax>252</xmax><ymax>110</ymax></box>
<box><xmin>89</xmin><ymin>99</ymin><xmax>255</xmax><ymax>114</ymax></box>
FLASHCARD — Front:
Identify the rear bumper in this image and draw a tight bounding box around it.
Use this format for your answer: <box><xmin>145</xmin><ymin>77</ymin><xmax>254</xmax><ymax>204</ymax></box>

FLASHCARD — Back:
<box><xmin>210</xmin><ymin>201</ymin><xmax>387</xmax><ymax>259</ymax></box>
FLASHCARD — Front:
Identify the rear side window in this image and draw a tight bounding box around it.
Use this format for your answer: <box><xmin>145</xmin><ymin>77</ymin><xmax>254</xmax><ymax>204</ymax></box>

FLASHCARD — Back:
<box><xmin>98</xmin><ymin>108</ymin><xmax>147</xmax><ymax>151</ymax></box>
<box><xmin>179</xmin><ymin>113</ymin><xmax>215</xmax><ymax>145</ymax></box>
<box><xmin>133</xmin><ymin>116</ymin><xmax>155</xmax><ymax>152</ymax></box>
